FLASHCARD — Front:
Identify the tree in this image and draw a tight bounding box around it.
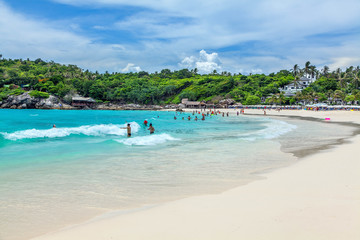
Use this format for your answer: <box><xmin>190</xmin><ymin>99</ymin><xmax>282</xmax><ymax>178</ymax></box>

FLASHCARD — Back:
<box><xmin>321</xmin><ymin>65</ymin><xmax>330</xmax><ymax>77</ymax></box>
<box><xmin>309</xmin><ymin>65</ymin><xmax>317</xmax><ymax>79</ymax></box>
<box><xmin>304</xmin><ymin>61</ymin><xmax>311</xmax><ymax>78</ymax></box>
<box><xmin>333</xmin><ymin>90</ymin><xmax>345</xmax><ymax>104</ymax></box>
<box><xmin>335</xmin><ymin>68</ymin><xmax>347</xmax><ymax>89</ymax></box>
<box><xmin>344</xmin><ymin>95</ymin><xmax>355</xmax><ymax>104</ymax></box>
<box><xmin>352</xmin><ymin>66</ymin><xmax>360</xmax><ymax>89</ymax></box>
<box><xmin>291</xmin><ymin>64</ymin><xmax>300</xmax><ymax>88</ymax></box>
<box><xmin>245</xmin><ymin>95</ymin><xmax>261</xmax><ymax>105</ymax></box>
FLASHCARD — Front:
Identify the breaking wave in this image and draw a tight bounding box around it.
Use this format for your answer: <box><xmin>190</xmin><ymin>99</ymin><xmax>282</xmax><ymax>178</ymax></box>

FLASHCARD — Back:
<box><xmin>1</xmin><ymin>122</ymin><xmax>140</xmax><ymax>140</ymax></box>
<box><xmin>114</xmin><ymin>133</ymin><xmax>179</xmax><ymax>146</ymax></box>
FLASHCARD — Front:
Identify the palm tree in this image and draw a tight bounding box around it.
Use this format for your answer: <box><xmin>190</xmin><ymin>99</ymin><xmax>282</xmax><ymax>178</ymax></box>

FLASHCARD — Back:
<box><xmin>333</xmin><ymin>90</ymin><xmax>345</xmax><ymax>104</ymax></box>
<box><xmin>294</xmin><ymin>91</ymin><xmax>303</xmax><ymax>104</ymax></box>
<box><xmin>323</xmin><ymin>89</ymin><xmax>333</xmax><ymax>104</ymax></box>
<box><xmin>335</xmin><ymin>68</ymin><xmax>347</xmax><ymax>88</ymax></box>
<box><xmin>277</xmin><ymin>92</ymin><xmax>286</xmax><ymax>105</ymax></box>
<box><xmin>352</xmin><ymin>66</ymin><xmax>360</xmax><ymax>89</ymax></box>
<box><xmin>321</xmin><ymin>65</ymin><xmax>330</xmax><ymax>77</ymax></box>
<box><xmin>304</xmin><ymin>61</ymin><xmax>311</xmax><ymax>78</ymax></box>
<box><xmin>309</xmin><ymin>65</ymin><xmax>317</xmax><ymax>79</ymax></box>
<box><xmin>292</xmin><ymin>64</ymin><xmax>301</xmax><ymax>88</ymax></box>
<box><xmin>268</xmin><ymin>95</ymin><xmax>278</xmax><ymax>105</ymax></box>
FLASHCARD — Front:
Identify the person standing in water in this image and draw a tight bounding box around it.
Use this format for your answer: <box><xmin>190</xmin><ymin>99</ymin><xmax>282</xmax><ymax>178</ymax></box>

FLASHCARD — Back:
<box><xmin>148</xmin><ymin>123</ymin><xmax>155</xmax><ymax>134</ymax></box>
<box><xmin>121</xmin><ymin>123</ymin><xmax>131</xmax><ymax>137</ymax></box>
<box><xmin>143</xmin><ymin>120</ymin><xmax>148</xmax><ymax>126</ymax></box>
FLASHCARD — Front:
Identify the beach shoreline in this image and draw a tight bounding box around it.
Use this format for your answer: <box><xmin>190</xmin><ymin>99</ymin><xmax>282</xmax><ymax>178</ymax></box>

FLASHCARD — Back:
<box><xmin>29</xmin><ymin>109</ymin><xmax>360</xmax><ymax>240</ymax></box>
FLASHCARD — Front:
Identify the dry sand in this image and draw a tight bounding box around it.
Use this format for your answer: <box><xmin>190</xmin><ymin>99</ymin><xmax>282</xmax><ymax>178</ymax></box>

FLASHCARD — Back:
<box><xmin>31</xmin><ymin>109</ymin><xmax>360</xmax><ymax>240</ymax></box>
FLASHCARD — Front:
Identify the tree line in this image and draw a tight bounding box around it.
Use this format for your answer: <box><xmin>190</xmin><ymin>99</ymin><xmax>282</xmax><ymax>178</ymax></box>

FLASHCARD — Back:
<box><xmin>0</xmin><ymin>56</ymin><xmax>359</xmax><ymax>105</ymax></box>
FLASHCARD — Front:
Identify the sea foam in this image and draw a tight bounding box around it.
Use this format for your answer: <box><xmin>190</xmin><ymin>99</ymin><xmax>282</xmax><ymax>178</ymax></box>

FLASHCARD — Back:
<box><xmin>1</xmin><ymin>122</ymin><xmax>140</xmax><ymax>140</ymax></box>
<box><xmin>239</xmin><ymin>119</ymin><xmax>297</xmax><ymax>141</ymax></box>
<box><xmin>114</xmin><ymin>133</ymin><xmax>179</xmax><ymax>146</ymax></box>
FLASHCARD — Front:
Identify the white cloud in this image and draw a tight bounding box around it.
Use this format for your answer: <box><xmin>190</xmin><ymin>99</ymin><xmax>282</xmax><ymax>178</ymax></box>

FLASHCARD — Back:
<box><xmin>329</xmin><ymin>58</ymin><xmax>360</xmax><ymax>71</ymax></box>
<box><xmin>180</xmin><ymin>50</ymin><xmax>222</xmax><ymax>73</ymax></box>
<box><xmin>0</xmin><ymin>1</ymin><xmax>134</xmax><ymax>72</ymax></box>
<box><xmin>121</xmin><ymin>63</ymin><xmax>141</xmax><ymax>72</ymax></box>
<box><xmin>2</xmin><ymin>0</ymin><xmax>360</xmax><ymax>74</ymax></box>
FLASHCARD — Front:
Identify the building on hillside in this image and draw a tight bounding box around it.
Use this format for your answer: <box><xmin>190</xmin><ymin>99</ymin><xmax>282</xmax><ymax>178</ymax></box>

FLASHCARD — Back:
<box><xmin>279</xmin><ymin>77</ymin><xmax>315</xmax><ymax>97</ymax></box>
<box><xmin>71</xmin><ymin>96</ymin><xmax>96</xmax><ymax>108</ymax></box>
<box><xmin>181</xmin><ymin>98</ymin><xmax>207</xmax><ymax>108</ymax></box>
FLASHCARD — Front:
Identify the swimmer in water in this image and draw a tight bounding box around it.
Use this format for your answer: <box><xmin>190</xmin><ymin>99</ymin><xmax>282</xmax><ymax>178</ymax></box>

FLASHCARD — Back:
<box><xmin>148</xmin><ymin>123</ymin><xmax>155</xmax><ymax>134</ymax></box>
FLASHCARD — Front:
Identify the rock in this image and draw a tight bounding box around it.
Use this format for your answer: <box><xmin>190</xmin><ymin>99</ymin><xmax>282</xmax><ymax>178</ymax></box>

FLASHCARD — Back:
<box><xmin>0</xmin><ymin>92</ymin><xmax>67</xmax><ymax>109</ymax></box>
<box><xmin>219</xmin><ymin>98</ymin><xmax>235</xmax><ymax>105</ymax></box>
<box><xmin>19</xmin><ymin>103</ymin><xmax>27</xmax><ymax>109</ymax></box>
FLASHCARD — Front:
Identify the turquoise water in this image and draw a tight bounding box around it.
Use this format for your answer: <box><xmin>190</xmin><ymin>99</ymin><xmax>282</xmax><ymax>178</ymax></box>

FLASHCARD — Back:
<box><xmin>1</xmin><ymin>109</ymin><xmax>353</xmax><ymax>240</ymax></box>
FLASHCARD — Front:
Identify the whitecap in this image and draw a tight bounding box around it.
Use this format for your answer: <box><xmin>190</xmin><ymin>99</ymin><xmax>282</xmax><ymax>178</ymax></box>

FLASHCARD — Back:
<box><xmin>114</xmin><ymin>133</ymin><xmax>179</xmax><ymax>146</ymax></box>
<box><xmin>1</xmin><ymin>122</ymin><xmax>140</xmax><ymax>141</ymax></box>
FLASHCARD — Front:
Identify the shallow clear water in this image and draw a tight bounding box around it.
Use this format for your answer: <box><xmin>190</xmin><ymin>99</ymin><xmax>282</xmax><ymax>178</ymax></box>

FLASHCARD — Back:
<box><xmin>0</xmin><ymin>109</ymin><xmax>355</xmax><ymax>240</ymax></box>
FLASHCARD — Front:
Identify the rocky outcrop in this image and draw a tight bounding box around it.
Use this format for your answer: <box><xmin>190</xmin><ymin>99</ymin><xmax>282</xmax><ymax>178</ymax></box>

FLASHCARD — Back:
<box><xmin>96</xmin><ymin>102</ymin><xmax>164</xmax><ymax>110</ymax></box>
<box><xmin>219</xmin><ymin>98</ymin><xmax>235</xmax><ymax>105</ymax></box>
<box><xmin>0</xmin><ymin>92</ymin><xmax>73</xmax><ymax>109</ymax></box>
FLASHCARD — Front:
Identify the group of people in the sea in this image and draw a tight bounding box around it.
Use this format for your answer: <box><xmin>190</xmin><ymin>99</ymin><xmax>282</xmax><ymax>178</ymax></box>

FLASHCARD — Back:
<box><xmin>173</xmin><ymin>109</ymin><xmax>246</xmax><ymax>121</ymax></box>
<box><xmin>51</xmin><ymin>109</ymin><xmax>248</xmax><ymax>138</ymax></box>
<box><xmin>122</xmin><ymin>121</ymin><xmax>155</xmax><ymax>137</ymax></box>
<box><xmin>122</xmin><ymin>109</ymin><xmax>249</xmax><ymax>137</ymax></box>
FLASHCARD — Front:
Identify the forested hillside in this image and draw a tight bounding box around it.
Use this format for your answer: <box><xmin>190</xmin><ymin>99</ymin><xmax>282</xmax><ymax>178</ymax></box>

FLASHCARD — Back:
<box><xmin>1</xmin><ymin>56</ymin><xmax>359</xmax><ymax>105</ymax></box>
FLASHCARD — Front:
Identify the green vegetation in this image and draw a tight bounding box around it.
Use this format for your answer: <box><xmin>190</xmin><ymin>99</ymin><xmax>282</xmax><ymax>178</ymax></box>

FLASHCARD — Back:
<box><xmin>0</xmin><ymin>56</ymin><xmax>359</xmax><ymax>105</ymax></box>
<box><xmin>29</xmin><ymin>90</ymin><xmax>50</xmax><ymax>98</ymax></box>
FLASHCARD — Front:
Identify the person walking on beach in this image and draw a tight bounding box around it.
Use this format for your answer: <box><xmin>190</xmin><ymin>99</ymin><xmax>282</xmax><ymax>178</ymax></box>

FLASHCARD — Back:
<box><xmin>148</xmin><ymin>123</ymin><xmax>155</xmax><ymax>134</ymax></box>
<box><xmin>121</xmin><ymin>123</ymin><xmax>131</xmax><ymax>137</ymax></box>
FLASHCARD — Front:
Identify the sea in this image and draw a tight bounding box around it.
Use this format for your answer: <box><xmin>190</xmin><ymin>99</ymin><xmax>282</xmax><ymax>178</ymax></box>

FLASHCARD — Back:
<box><xmin>0</xmin><ymin>109</ymin><xmax>356</xmax><ymax>240</ymax></box>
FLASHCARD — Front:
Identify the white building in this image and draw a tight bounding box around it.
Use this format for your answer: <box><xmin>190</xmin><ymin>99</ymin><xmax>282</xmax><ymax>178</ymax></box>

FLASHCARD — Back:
<box><xmin>280</xmin><ymin>77</ymin><xmax>314</xmax><ymax>97</ymax></box>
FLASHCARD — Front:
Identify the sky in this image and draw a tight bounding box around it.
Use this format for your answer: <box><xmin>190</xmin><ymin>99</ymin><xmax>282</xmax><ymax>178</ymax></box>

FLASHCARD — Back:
<box><xmin>0</xmin><ymin>0</ymin><xmax>360</xmax><ymax>74</ymax></box>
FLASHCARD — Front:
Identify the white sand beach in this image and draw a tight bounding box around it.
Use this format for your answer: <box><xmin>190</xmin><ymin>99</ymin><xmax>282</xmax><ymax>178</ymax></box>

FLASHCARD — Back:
<box><xmin>31</xmin><ymin>110</ymin><xmax>360</xmax><ymax>240</ymax></box>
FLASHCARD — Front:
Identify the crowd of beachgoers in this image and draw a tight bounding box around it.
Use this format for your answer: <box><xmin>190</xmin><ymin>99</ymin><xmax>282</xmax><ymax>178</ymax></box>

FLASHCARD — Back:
<box><xmin>227</xmin><ymin>105</ymin><xmax>360</xmax><ymax>111</ymax></box>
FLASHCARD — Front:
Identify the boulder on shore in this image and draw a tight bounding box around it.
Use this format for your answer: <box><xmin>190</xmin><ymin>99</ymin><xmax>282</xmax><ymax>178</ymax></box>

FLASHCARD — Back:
<box><xmin>0</xmin><ymin>92</ymin><xmax>72</xmax><ymax>109</ymax></box>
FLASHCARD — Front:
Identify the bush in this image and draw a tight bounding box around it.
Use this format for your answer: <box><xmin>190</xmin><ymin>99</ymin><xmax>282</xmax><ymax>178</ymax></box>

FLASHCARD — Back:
<box><xmin>10</xmin><ymin>88</ymin><xmax>24</xmax><ymax>96</ymax></box>
<box><xmin>0</xmin><ymin>91</ymin><xmax>8</xmax><ymax>101</ymax></box>
<box><xmin>29</xmin><ymin>90</ymin><xmax>50</xmax><ymax>98</ymax></box>
<box><xmin>244</xmin><ymin>95</ymin><xmax>261</xmax><ymax>105</ymax></box>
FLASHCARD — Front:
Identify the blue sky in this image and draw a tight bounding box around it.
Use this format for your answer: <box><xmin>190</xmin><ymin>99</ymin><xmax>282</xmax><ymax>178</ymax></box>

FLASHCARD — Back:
<box><xmin>1</xmin><ymin>0</ymin><xmax>360</xmax><ymax>74</ymax></box>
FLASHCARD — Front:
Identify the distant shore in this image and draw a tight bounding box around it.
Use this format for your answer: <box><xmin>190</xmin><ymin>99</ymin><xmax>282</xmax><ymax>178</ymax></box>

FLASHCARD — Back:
<box><xmin>31</xmin><ymin>109</ymin><xmax>360</xmax><ymax>240</ymax></box>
